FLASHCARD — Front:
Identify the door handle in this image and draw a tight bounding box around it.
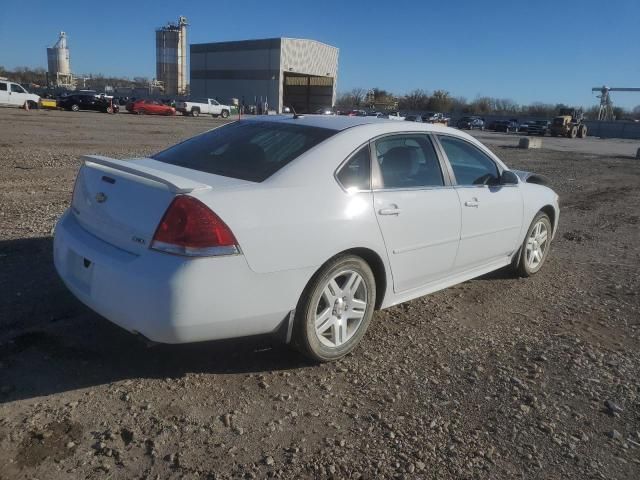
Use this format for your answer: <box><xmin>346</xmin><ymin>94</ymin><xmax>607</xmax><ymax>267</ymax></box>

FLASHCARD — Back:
<box><xmin>464</xmin><ymin>199</ymin><xmax>479</xmax><ymax>208</ymax></box>
<box><xmin>378</xmin><ymin>206</ymin><xmax>401</xmax><ymax>215</ymax></box>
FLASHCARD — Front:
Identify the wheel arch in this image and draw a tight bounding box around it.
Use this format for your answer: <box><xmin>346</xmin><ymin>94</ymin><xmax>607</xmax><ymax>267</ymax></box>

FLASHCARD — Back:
<box><xmin>540</xmin><ymin>204</ymin><xmax>557</xmax><ymax>234</ymax></box>
<box><xmin>333</xmin><ymin>247</ymin><xmax>387</xmax><ymax>310</ymax></box>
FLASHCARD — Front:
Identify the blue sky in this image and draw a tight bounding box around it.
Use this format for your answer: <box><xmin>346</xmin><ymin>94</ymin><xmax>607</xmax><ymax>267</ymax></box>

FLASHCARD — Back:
<box><xmin>1</xmin><ymin>0</ymin><xmax>639</xmax><ymax>108</ymax></box>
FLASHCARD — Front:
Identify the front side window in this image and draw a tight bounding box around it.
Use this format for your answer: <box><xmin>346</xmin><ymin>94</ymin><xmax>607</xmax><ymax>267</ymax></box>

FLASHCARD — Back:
<box><xmin>153</xmin><ymin>121</ymin><xmax>336</xmax><ymax>182</ymax></box>
<box><xmin>438</xmin><ymin>136</ymin><xmax>499</xmax><ymax>186</ymax></box>
<box><xmin>374</xmin><ymin>135</ymin><xmax>444</xmax><ymax>189</ymax></box>
<box><xmin>10</xmin><ymin>84</ymin><xmax>26</xmax><ymax>93</ymax></box>
<box><xmin>336</xmin><ymin>145</ymin><xmax>371</xmax><ymax>191</ymax></box>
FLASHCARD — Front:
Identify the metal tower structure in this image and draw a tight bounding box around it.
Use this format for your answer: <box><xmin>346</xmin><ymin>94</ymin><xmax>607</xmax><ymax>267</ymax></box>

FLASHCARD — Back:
<box><xmin>156</xmin><ymin>16</ymin><xmax>188</xmax><ymax>96</ymax></box>
<box><xmin>592</xmin><ymin>86</ymin><xmax>640</xmax><ymax>120</ymax></box>
<box><xmin>47</xmin><ymin>32</ymin><xmax>74</xmax><ymax>87</ymax></box>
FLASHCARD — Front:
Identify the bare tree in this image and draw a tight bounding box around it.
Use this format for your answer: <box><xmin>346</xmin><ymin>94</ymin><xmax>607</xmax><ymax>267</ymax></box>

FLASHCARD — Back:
<box><xmin>427</xmin><ymin>90</ymin><xmax>452</xmax><ymax>112</ymax></box>
<box><xmin>349</xmin><ymin>87</ymin><xmax>367</xmax><ymax>107</ymax></box>
<box><xmin>399</xmin><ymin>89</ymin><xmax>429</xmax><ymax>111</ymax></box>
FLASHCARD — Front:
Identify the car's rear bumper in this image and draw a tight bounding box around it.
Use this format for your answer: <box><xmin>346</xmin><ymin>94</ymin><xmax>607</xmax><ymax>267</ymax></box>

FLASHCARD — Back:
<box><xmin>53</xmin><ymin>210</ymin><xmax>308</xmax><ymax>343</ymax></box>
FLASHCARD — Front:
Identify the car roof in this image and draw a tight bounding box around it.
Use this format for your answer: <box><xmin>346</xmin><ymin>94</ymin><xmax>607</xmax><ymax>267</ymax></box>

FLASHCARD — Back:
<box><xmin>239</xmin><ymin>114</ymin><xmax>470</xmax><ymax>139</ymax></box>
<box><xmin>242</xmin><ymin>114</ymin><xmax>397</xmax><ymax>131</ymax></box>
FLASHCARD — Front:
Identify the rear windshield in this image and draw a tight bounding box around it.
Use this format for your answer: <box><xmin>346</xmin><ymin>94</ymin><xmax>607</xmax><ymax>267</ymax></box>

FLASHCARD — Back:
<box><xmin>152</xmin><ymin>121</ymin><xmax>336</xmax><ymax>182</ymax></box>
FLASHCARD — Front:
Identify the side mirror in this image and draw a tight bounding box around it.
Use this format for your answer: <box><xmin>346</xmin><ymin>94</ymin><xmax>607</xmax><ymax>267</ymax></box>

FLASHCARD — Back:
<box><xmin>500</xmin><ymin>170</ymin><xmax>519</xmax><ymax>185</ymax></box>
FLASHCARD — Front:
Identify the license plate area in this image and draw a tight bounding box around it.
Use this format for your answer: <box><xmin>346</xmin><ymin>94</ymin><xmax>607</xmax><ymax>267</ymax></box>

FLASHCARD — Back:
<box><xmin>67</xmin><ymin>249</ymin><xmax>94</xmax><ymax>293</ymax></box>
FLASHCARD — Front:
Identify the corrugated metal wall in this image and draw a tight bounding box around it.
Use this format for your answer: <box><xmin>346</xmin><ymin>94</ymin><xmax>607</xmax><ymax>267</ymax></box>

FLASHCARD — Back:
<box><xmin>190</xmin><ymin>38</ymin><xmax>338</xmax><ymax>112</ymax></box>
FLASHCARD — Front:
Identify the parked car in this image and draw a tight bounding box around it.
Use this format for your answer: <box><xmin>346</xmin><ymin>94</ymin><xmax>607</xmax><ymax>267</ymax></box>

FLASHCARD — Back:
<box><xmin>54</xmin><ymin>116</ymin><xmax>559</xmax><ymax>362</ymax></box>
<box><xmin>0</xmin><ymin>78</ymin><xmax>40</xmax><ymax>109</ymax></box>
<box><xmin>494</xmin><ymin>120</ymin><xmax>519</xmax><ymax>133</ymax></box>
<box><xmin>386</xmin><ymin>112</ymin><xmax>406</xmax><ymax>121</ymax></box>
<box><xmin>457</xmin><ymin>116</ymin><xmax>484</xmax><ymax>130</ymax></box>
<box><xmin>404</xmin><ymin>115</ymin><xmax>422</xmax><ymax>122</ymax></box>
<box><xmin>422</xmin><ymin>112</ymin><xmax>450</xmax><ymax>125</ymax></box>
<box><xmin>127</xmin><ymin>99</ymin><xmax>175</xmax><ymax>116</ymax></box>
<box><xmin>346</xmin><ymin>110</ymin><xmax>367</xmax><ymax>117</ymax></box>
<box><xmin>58</xmin><ymin>94</ymin><xmax>118</xmax><ymax>113</ymax></box>
<box><xmin>527</xmin><ymin>120</ymin><xmax>551</xmax><ymax>136</ymax></box>
<box><xmin>175</xmin><ymin>98</ymin><xmax>231</xmax><ymax>118</ymax></box>
<box><xmin>518</xmin><ymin>122</ymin><xmax>529</xmax><ymax>133</ymax></box>
<box><xmin>315</xmin><ymin>107</ymin><xmax>335</xmax><ymax>115</ymax></box>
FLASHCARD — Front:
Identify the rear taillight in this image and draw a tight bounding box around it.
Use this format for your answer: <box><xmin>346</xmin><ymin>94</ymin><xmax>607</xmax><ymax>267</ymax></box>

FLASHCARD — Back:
<box><xmin>151</xmin><ymin>196</ymin><xmax>239</xmax><ymax>257</ymax></box>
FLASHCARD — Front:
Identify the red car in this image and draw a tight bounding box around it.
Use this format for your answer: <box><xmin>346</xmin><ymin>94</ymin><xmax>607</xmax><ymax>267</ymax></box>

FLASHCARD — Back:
<box><xmin>126</xmin><ymin>99</ymin><xmax>175</xmax><ymax>116</ymax></box>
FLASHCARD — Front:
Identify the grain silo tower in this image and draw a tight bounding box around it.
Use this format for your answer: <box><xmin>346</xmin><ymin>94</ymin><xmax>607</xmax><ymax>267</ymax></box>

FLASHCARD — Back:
<box><xmin>156</xmin><ymin>16</ymin><xmax>188</xmax><ymax>96</ymax></box>
<box><xmin>47</xmin><ymin>32</ymin><xmax>73</xmax><ymax>86</ymax></box>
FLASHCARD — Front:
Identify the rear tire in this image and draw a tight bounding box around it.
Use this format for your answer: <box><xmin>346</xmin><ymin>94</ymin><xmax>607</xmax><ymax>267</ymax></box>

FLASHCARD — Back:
<box><xmin>513</xmin><ymin>212</ymin><xmax>552</xmax><ymax>277</ymax></box>
<box><xmin>568</xmin><ymin>126</ymin><xmax>577</xmax><ymax>138</ymax></box>
<box><xmin>71</xmin><ymin>104</ymin><xmax>79</xmax><ymax>112</ymax></box>
<box><xmin>292</xmin><ymin>255</ymin><xmax>376</xmax><ymax>362</ymax></box>
<box><xmin>191</xmin><ymin>108</ymin><xmax>200</xmax><ymax>117</ymax></box>
<box><xmin>577</xmin><ymin>124</ymin><xmax>587</xmax><ymax>138</ymax></box>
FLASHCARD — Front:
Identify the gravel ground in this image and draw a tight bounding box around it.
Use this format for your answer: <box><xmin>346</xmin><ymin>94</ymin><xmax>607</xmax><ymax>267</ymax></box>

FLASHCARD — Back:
<box><xmin>0</xmin><ymin>107</ymin><xmax>639</xmax><ymax>479</ymax></box>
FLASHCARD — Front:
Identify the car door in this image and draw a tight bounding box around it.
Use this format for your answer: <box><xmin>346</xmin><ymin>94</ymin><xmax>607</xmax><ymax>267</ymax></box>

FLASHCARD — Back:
<box><xmin>9</xmin><ymin>83</ymin><xmax>28</xmax><ymax>106</ymax></box>
<box><xmin>372</xmin><ymin>134</ymin><xmax>461</xmax><ymax>293</ymax></box>
<box><xmin>0</xmin><ymin>81</ymin><xmax>9</xmax><ymax>105</ymax></box>
<box><xmin>209</xmin><ymin>99</ymin><xmax>222</xmax><ymax>115</ymax></box>
<box><xmin>436</xmin><ymin>134</ymin><xmax>522</xmax><ymax>270</ymax></box>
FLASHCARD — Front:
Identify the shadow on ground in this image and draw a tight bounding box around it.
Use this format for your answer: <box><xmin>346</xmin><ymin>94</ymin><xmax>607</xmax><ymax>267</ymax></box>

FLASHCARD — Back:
<box><xmin>0</xmin><ymin>236</ymin><xmax>310</xmax><ymax>404</ymax></box>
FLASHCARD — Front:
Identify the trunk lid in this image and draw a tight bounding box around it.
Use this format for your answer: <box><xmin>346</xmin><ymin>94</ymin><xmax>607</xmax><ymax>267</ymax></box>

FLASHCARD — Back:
<box><xmin>71</xmin><ymin>155</ymin><xmax>248</xmax><ymax>254</ymax></box>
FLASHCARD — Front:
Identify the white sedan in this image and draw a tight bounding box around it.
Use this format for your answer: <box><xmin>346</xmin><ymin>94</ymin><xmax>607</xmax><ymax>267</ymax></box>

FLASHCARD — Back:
<box><xmin>53</xmin><ymin>116</ymin><xmax>559</xmax><ymax>361</ymax></box>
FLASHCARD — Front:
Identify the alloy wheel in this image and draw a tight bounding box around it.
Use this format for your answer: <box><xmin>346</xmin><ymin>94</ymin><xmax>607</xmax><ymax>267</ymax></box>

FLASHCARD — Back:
<box><xmin>525</xmin><ymin>220</ymin><xmax>549</xmax><ymax>269</ymax></box>
<box><xmin>314</xmin><ymin>270</ymin><xmax>368</xmax><ymax>348</ymax></box>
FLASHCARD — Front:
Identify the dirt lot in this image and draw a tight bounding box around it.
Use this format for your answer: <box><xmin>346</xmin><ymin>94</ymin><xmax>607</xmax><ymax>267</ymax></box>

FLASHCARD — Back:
<box><xmin>0</xmin><ymin>107</ymin><xmax>639</xmax><ymax>479</ymax></box>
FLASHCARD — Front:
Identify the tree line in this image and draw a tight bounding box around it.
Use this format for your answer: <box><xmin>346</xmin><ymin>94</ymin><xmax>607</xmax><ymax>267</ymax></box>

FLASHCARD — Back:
<box><xmin>0</xmin><ymin>65</ymin><xmax>152</xmax><ymax>91</ymax></box>
<box><xmin>336</xmin><ymin>87</ymin><xmax>640</xmax><ymax>120</ymax></box>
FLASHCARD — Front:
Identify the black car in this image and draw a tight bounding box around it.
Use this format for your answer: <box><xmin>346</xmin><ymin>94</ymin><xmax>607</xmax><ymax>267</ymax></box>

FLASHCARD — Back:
<box><xmin>404</xmin><ymin>114</ymin><xmax>423</xmax><ymax>122</ymax></box>
<box><xmin>58</xmin><ymin>94</ymin><xmax>118</xmax><ymax>113</ymax></box>
<box><xmin>494</xmin><ymin>120</ymin><xmax>518</xmax><ymax>133</ymax></box>
<box><xmin>457</xmin><ymin>116</ymin><xmax>484</xmax><ymax>130</ymax></box>
<box><xmin>527</xmin><ymin>120</ymin><xmax>551</xmax><ymax>136</ymax></box>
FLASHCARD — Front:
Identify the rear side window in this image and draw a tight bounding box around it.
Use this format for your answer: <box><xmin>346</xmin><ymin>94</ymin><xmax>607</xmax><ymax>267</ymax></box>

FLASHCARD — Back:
<box><xmin>374</xmin><ymin>135</ymin><xmax>444</xmax><ymax>189</ymax></box>
<box><xmin>152</xmin><ymin>121</ymin><xmax>336</xmax><ymax>182</ymax></box>
<box><xmin>0</xmin><ymin>83</ymin><xmax>7</xmax><ymax>91</ymax></box>
<box><xmin>336</xmin><ymin>145</ymin><xmax>371</xmax><ymax>191</ymax></box>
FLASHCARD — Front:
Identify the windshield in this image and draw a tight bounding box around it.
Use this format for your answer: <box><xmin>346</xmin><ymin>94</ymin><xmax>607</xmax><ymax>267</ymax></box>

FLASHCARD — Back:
<box><xmin>152</xmin><ymin>121</ymin><xmax>336</xmax><ymax>182</ymax></box>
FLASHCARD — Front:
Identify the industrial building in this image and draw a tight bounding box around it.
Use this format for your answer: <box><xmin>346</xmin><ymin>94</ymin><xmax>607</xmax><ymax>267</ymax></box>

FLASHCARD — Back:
<box><xmin>190</xmin><ymin>38</ymin><xmax>339</xmax><ymax>113</ymax></box>
<box><xmin>47</xmin><ymin>32</ymin><xmax>73</xmax><ymax>87</ymax></box>
<box><xmin>156</xmin><ymin>16</ymin><xmax>188</xmax><ymax>96</ymax></box>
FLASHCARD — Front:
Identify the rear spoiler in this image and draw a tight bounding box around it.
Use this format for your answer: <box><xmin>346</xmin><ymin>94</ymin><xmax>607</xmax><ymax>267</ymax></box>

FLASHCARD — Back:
<box><xmin>82</xmin><ymin>155</ymin><xmax>211</xmax><ymax>194</ymax></box>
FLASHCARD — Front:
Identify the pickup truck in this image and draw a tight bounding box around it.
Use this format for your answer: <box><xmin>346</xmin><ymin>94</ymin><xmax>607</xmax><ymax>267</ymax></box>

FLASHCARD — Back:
<box><xmin>175</xmin><ymin>98</ymin><xmax>231</xmax><ymax>118</ymax></box>
<box><xmin>0</xmin><ymin>78</ymin><xmax>40</xmax><ymax>109</ymax></box>
<box><xmin>386</xmin><ymin>112</ymin><xmax>406</xmax><ymax>121</ymax></box>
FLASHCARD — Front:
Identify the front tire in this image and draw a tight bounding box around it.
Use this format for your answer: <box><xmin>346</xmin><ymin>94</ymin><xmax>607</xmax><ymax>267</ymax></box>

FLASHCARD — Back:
<box><xmin>513</xmin><ymin>212</ymin><xmax>552</xmax><ymax>277</ymax></box>
<box><xmin>221</xmin><ymin>109</ymin><xmax>230</xmax><ymax>118</ymax></box>
<box><xmin>292</xmin><ymin>255</ymin><xmax>376</xmax><ymax>362</ymax></box>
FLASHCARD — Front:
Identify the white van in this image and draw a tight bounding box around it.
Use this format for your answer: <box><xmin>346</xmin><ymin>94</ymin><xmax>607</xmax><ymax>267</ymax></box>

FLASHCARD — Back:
<box><xmin>0</xmin><ymin>78</ymin><xmax>40</xmax><ymax>108</ymax></box>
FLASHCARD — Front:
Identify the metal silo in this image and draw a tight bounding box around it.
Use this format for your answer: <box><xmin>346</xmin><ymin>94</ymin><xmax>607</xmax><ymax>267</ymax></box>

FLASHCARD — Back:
<box><xmin>156</xmin><ymin>16</ymin><xmax>188</xmax><ymax>96</ymax></box>
<box><xmin>47</xmin><ymin>32</ymin><xmax>71</xmax><ymax>76</ymax></box>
